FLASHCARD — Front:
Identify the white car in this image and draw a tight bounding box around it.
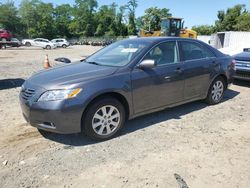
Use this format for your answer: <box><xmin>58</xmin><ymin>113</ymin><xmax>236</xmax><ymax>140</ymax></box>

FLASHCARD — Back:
<box><xmin>22</xmin><ymin>38</ymin><xmax>56</xmax><ymax>49</ymax></box>
<box><xmin>51</xmin><ymin>38</ymin><xmax>69</xmax><ymax>48</ymax></box>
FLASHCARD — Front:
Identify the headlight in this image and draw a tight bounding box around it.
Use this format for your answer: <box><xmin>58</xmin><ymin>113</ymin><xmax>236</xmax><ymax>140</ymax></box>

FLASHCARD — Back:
<box><xmin>38</xmin><ymin>88</ymin><xmax>82</xmax><ymax>102</ymax></box>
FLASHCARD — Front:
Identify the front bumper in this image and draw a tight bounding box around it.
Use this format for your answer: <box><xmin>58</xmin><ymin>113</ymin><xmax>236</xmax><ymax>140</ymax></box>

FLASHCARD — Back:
<box><xmin>234</xmin><ymin>69</ymin><xmax>250</xmax><ymax>81</ymax></box>
<box><xmin>19</xmin><ymin>92</ymin><xmax>84</xmax><ymax>134</ymax></box>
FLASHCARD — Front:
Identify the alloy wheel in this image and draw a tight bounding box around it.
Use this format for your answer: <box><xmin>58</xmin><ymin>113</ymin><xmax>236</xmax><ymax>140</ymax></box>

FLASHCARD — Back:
<box><xmin>92</xmin><ymin>105</ymin><xmax>121</xmax><ymax>136</ymax></box>
<box><xmin>211</xmin><ymin>80</ymin><xmax>224</xmax><ymax>102</ymax></box>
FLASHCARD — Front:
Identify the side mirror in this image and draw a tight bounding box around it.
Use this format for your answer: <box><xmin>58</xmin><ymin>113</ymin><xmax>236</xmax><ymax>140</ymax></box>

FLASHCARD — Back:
<box><xmin>138</xmin><ymin>59</ymin><xmax>156</xmax><ymax>69</ymax></box>
<box><xmin>54</xmin><ymin>57</ymin><xmax>71</xmax><ymax>64</ymax></box>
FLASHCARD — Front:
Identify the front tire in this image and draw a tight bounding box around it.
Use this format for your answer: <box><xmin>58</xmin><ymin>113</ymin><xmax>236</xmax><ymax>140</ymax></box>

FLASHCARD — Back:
<box><xmin>46</xmin><ymin>45</ymin><xmax>51</xmax><ymax>50</ymax></box>
<box><xmin>62</xmin><ymin>44</ymin><xmax>67</xmax><ymax>48</ymax></box>
<box><xmin>206</xmin><ymin>77</ymin><xmax>225</xmax><ymax>105</ymax></box>
<box><xmin>83</xmin><ymin>97</ymin><xmax>125</xmax><ymax>140</ymax></box>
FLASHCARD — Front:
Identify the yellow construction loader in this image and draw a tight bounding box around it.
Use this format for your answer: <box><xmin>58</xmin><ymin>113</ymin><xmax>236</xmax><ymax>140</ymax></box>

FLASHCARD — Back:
<box><xmin>140</xmin><ymin>17</ymin><xmax>197</xmax><ymax>39</ymax></box>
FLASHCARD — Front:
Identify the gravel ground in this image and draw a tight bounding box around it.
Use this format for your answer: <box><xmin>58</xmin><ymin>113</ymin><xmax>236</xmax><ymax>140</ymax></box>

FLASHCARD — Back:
<box><xmin>0</xmin><ymin>46</ymin><xmax>250</xmax><ymax>188</ymax></box>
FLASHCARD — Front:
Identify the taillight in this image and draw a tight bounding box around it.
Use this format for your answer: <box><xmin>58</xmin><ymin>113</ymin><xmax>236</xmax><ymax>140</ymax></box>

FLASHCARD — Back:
<box><xmin>231</xmin><ymin>59</ymin><xmax>236</xmax><ymax>70</ymax></box>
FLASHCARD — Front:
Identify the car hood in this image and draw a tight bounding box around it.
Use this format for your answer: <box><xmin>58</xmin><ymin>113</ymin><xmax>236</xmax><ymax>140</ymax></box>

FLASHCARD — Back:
<box><xmin>234</xmin><ymin>52</ymin><xmax>250</xmax><ymax>61</ymax></box>
<box><xmin>26</xmin><ymin>62</ymin><xmax>118</xmax><ymax>89</ymax></box>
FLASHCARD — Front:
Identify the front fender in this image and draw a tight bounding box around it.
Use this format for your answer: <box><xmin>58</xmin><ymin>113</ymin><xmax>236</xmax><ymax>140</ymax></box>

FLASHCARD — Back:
<box><xmin>77</xmin><ymin>72</ymin><xmax>133</xmax><ymax>119</ymax></box>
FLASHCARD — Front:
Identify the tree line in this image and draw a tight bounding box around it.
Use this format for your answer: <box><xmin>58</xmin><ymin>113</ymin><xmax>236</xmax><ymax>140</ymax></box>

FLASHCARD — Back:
<box><xmin>1</xmin><ymin>1</ymin><xmax>250</xmax><ymax>39</ymax></box>
<box><xmin>0</xmin><ymin>0</ymin><xmax>139</xmax><ymax>39</ymax></box>
<box><xmin>0</xmin><ymin>0</ymin><xmax>172</xmax><ymax>39</ymax></box>
<box><xmin>192</xmin><ymin>4</ymin><xmax>250</xmax><ymax>35</ymax></box>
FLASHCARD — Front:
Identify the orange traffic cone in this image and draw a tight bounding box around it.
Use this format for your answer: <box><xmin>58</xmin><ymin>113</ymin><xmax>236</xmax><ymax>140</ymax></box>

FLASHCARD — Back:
<box><xmin>43</xmin><ymin>54</ymin><xmax>51</xmax><ymax>69</ymax></box>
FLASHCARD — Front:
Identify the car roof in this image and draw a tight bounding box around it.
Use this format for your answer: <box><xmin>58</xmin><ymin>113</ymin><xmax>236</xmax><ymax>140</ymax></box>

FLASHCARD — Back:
<box><xmin>124</xmin><ymin>37</ymin><xmax>200</xmax><ymax>43</ymax></box>
<box><xmin>52</xmin><ymin>38</ymin><xmax>66</xmax><ymax>40</ymax></box>
<box><xmin>35</xmin><ymin>38</ymin><xmax>49</xmax><ymax>40</ymax></box>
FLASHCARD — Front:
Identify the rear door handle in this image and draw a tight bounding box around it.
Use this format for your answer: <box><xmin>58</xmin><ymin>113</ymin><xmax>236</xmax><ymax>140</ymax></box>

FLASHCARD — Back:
<box><xmin>164</xmin><ymin>76</ymin><xmax>171</xmax><ymax>80</ymax></box>
<box><xmin>212</xmin><ymin>61</ymin><xmax>219</xmax><ymax>66</ymax></box>
<box><xmin>174</xmin><ymin>67</ymin><xmax>184</xmax><ymax>74</ymax></box>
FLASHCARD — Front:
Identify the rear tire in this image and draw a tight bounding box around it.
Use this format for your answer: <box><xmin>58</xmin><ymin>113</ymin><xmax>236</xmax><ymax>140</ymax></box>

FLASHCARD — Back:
<box><xmin>82</xmin><ymin>97</ymin><xmax>125</xmax><ymax>140</ymax></box>
<box><xmin>206</xmin><ymin>77</ymin><xmax>225</xmax><ymax>105</ymax></box>
<box><xmin>62</xmin><ymin>44</ymin><xmax>67</xmax><ymax>48</ymax></box>
<box><xmin>25</xmin><ymin>42</ymin><xmax>31</xmax><ymax>47</ymax></box>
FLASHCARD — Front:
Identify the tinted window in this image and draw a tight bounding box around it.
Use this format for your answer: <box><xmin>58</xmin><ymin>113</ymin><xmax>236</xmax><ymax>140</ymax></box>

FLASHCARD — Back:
<box><xmin>143</xmin><ymin>41</ymin><xmax>178</xmax><ymax>65</ymax></box>
<box><xmin>180</xmin><ymin>41</ymin><xmax>215</xmax><ymax>61</ymax></box>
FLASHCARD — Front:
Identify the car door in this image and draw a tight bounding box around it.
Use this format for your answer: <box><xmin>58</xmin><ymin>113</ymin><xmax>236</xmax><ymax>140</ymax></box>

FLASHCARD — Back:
<box><xmin>131</xmin><ymin>41</ymin><xmax>185</xmax><ymax>114</ymax></box>
<box><xmin>41</xmin><ymin>39</ymin><xmax>48</xmax><ymax>48</ymax></box>
<box><xmin>54</xmin><ymin>40</ymin><xmax>60</xmax><ymax>47</ymax></box>
<box><xmin>178</xmin><ymin>40</ymin><xmax>217</xmax><ymax>100</ymax></box>
<box><xmin>59</xmin><ymin>40</ymin><xmax>64</xmax><ymax>46</ymax></box>
<box><xmin>33</xmin><ymin>39</ymin><xmax>41</xmax><ymax>47</ymax></box>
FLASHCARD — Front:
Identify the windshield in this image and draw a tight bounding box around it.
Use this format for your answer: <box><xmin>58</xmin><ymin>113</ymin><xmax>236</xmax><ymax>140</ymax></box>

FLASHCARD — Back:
<box><xmin>85</xmin><ymin>40</ymin><xmax>150</xmax><ymax>67</ymax></box>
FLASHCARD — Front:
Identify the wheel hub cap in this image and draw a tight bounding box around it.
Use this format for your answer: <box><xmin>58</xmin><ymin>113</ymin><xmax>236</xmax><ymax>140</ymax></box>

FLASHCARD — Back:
<box><xmin>211</xmin><ymin>80</ymin><xmax>224</xmax><ymax>102</ymax></box>
<box><xmin>92</xmin><ymin>105</ymin><xmax>120</xmax><ymax>136</ymax></box>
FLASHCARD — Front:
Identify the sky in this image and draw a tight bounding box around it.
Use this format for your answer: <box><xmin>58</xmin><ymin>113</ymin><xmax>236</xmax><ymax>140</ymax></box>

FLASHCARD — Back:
<box><xmin>5</xmin><ymin>0</ymin><xmax>250</xmax><ymax>28</ymax></box>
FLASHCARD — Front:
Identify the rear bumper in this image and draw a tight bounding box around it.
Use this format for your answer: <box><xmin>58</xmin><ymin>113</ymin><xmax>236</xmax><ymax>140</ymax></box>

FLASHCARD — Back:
<box><xmin>19</xmin><ymin>94</ymin><xmax>84</xmax><ymax>134</ymax></box>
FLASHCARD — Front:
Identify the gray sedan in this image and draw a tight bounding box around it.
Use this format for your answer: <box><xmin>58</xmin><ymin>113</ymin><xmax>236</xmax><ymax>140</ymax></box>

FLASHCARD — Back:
<box><xmin>19</xmin><ymin>37</ymin><xmax>235</xmax><ymax>140</ymax></box>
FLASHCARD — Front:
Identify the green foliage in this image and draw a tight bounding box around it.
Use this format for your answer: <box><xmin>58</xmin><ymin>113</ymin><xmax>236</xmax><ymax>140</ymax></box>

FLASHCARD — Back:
<box><xmin>138</xmin><ymin>7</ymin><xmax>172</xmax><ymax>31</ymax></box>
<box><xmin>116</xmin><ymin>6</ymin><xmax>128</xmax><ymax>36</ymax></box>
<box><xmin>192</xmin><ymin>25</ymin><xmax>215</xmax><ymax>35</ymax></box>
<box><xmin>19</xmin><ymin>0</ymin><xmax>58</xmax><ymax>38</ymax></box>
<box><xmin>19</xmin><ymin>0</ymin><xmax>41</xmax><ymax>38</ymax></box>
<box><xmin>126</xmin><ymin>0</ymin><xmax>138</xmax><ymax>35</ymax></box>
<box><xmin>0</xmin><ymin>0</ymin><xmax>23</xmax><ymax>35</ymax></box>
<box><xmin>192</xmin><ymin>4</ymin><xmax>250</xmax><ymax>35</ymax></box>
<box><xmin>36</xmin><ymin>3</ymin><xmax>55</xmax><ymax>38</ymax></box>
<box><xmin>127</xmin><ymin>12</ymin><xmax>137</xmax><ymax>35</ymax></box>
<box><xmin>235</xmin><ymin>12</ymin><xmax>250</xmax><ymax>31</ymax></box>
<box><xmin>0</xmin><ymin>0</ymin><xmax>137</xmax><ymax>38</ymax></box>
<box><xmin>214</xmin><ymin>4</ymin><xmax>250</xmax><ymax>32</ymax></box>
<box><xmin>54</xmin><ymin>4</ymin><xmax>73</xmax><ymax>38</ymax></box>
<box><xmin>70</xmin><ymin>0</ymin><xmax>98</xmax><ymax>37</ymax></box>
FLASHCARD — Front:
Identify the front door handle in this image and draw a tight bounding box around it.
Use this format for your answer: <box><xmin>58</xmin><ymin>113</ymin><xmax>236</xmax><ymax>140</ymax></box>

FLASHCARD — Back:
<box><xmin>174</xmin><ymin>67</ymin><xmax>184</xmax><ymax>74</ymax></box>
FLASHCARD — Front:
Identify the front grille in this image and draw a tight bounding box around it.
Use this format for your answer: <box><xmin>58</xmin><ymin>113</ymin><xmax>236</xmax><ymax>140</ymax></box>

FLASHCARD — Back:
<box><xmin>21</xmin><ymin>88</ymin><xmax>35</xmax><ymax>100</ymax></box>
<box><xmin>235</xmin><ymin>60</ymin><xmax>250</xmax><ymax>69</ymax></box>
<box><xmin>235</xmin><ymin>70</ymin><xmax>250</xmax><ymax>79</ymax></box>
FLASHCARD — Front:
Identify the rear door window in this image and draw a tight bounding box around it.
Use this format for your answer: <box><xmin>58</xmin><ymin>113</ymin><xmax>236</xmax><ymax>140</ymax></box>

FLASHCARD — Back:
<box><xmin>179</xmin><ymin>41</ymin><xmax>215</xmax><ymax>61</ymax></box>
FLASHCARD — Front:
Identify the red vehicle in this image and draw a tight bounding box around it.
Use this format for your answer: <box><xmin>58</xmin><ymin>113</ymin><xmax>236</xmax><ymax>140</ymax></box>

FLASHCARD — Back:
<box><xmin>0</xmin><ymin>29</ymin><xmax>13</xmax><ymax>42</ymax></box>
